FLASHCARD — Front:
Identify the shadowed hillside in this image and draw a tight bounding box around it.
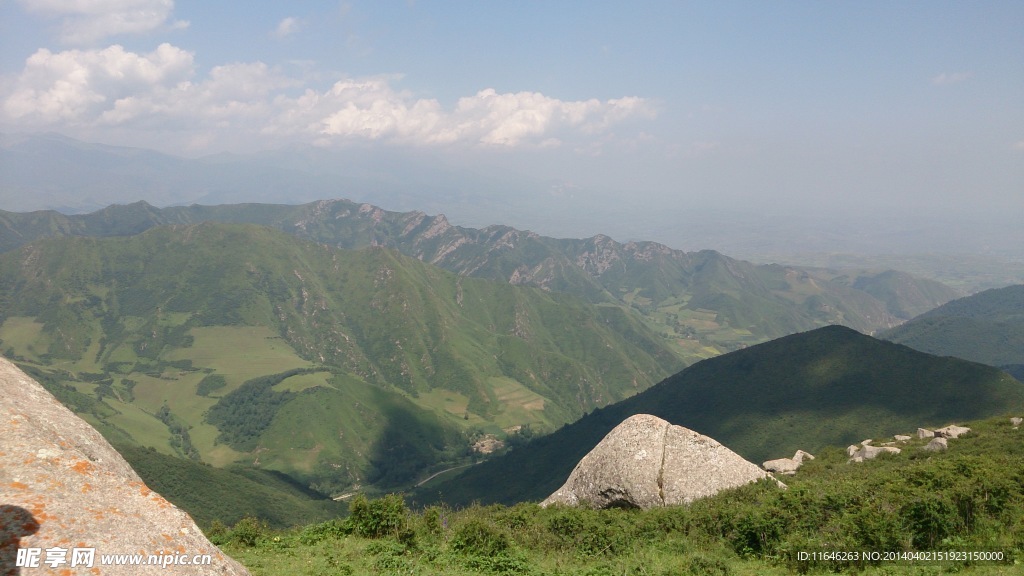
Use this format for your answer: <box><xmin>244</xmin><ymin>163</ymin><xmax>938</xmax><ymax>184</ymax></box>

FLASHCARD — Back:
<box><xmin>424</xmin><ymin>325</ymin><xmax>1024</xmax><ymax>506</ymax></box>
<box><xmin>881</xmin><ymin>284</ymin><xmax>1024</xmax><ymax>368</ymax></box>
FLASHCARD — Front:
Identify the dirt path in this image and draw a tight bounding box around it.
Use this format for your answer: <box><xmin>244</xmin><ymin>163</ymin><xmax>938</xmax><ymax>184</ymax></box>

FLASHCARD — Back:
<box><xmin>414</xmin><ymin>463</ymin><xmax>475</xmax><ymax>487</ymax></box>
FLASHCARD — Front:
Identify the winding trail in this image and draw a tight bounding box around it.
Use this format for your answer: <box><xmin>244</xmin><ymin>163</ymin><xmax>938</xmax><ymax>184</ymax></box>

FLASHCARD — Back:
<box><xmin>414</xmin><ymin>463</ymin><xmax>475</xmax><ymax>487</ymax></box>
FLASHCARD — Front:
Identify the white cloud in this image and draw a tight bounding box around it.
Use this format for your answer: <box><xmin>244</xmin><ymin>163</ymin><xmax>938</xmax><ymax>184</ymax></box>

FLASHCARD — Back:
<box><xmin>931</xmin><ymin>71</ymin><xmax>973</xmax><ymax>86</ymax></box>
<box><xmin>306</xmin><ymin>84</ymin><xmax>656</xmax><ymax>147</ymax></box>
<box><xmin>273</xmin><ymin>17</ymin><xmax>300</xmax><ymax>38</ymax></box>
<box><xmin>3</xmin><ymin>43</ymin><xmax>194</xmax><ymax>123</ymax></box>
<box><xmin>16</xmin><ymin>0</ymin><xmax>188</xmax><ymax>45</ymax></box>
<box><xmin>1</xmin><ymin>44</ymin><xmax>654</xmax><ymax>151</ymax></box>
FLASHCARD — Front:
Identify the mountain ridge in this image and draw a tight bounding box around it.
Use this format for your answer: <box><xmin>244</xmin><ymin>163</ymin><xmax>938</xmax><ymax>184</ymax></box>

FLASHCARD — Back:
<box><xmin>0</xmin><ymin>199</ymin><xmax>961</xmax><ymax>363</ymax></box>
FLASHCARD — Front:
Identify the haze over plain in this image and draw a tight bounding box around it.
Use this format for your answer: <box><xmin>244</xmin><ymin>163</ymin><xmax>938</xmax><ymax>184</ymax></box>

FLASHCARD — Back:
<box><xmin>1</xmin><ymin>1</ymin><xmax>1021</xmax><ymax>260</ymax></box>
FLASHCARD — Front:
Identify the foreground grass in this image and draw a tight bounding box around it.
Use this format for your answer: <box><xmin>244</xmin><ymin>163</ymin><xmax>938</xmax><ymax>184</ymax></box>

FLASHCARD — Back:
<box><xmin>216</xmin><ymin>415</ymin><xmax>1024</xmax><ymax>575</ymax></box>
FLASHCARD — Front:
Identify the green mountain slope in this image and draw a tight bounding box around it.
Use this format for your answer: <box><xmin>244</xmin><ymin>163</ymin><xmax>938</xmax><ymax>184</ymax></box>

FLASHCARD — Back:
<box><xmin>424</xmin><ymin>325</ymin><xmax>1024</xmax><ymax>506</ymax></box>
<box><xmin>880</xmin><ymin>284</ymin><xmax>1024</xmax><ymax>368</ymax></box>
<box><xmin>0</xmin><ymin>200</ymin><xmax>960</xmax><ymax>362</ymax></box>
<box><xmin>0</xmin><ymin>223</ymin><xmax>681</xmax><ymax>493</ymax></box>
<box><xmin>114</xmin><ymin>443</ymin><xmax>346</xmax><ymax>530</ymax></box>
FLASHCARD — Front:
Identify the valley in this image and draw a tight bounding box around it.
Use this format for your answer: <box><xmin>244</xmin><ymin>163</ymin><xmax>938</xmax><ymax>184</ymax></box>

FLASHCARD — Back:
<box><xmin>1</xmin><ymin>201</ymin><xmax>1021</xmax><ymax>575</ymax></box>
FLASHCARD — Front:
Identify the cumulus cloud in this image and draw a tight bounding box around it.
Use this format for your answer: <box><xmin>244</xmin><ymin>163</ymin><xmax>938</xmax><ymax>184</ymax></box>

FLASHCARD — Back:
<box><xmin>931</xmin><ymin>71</ymin><xmax>973</xmax><ymax>86</ymax></box>
<box><xmin>3</xmin><ymin>44</ymin><xmax>194</xmax><ymax>123</ymax></box>
<box><xmin>302</xmin><ymin>83</ymin><xmax>656</xmax><ymax>147</ymax></box>
<box><xmin>273</xmin><ymin>17</ymin><xmax>300</xmax><ymax>38</ymax></box>
<box><xmin>1</xmin><ymin>43</ymin><xmax>654</xmax><ymax>151</ymax></box>
<box><xmin>16</xmin><ymin>0</ymin><xmax>188</xmax><ymax>45</ymax></box>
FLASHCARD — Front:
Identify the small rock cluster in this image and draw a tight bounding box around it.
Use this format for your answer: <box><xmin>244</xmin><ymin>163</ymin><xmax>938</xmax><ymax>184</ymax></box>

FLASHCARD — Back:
<box><xmin>846</xmin><ymin>438</ymin><xmax>903</xmax><ymax>463</ymax></box>
<box><xmin>845</xmin><ymin>424</ymin><xmax>972</xmax><ymax>462</ymax></box>
<box><xmin>762</xmin><ymin>419</ymin><xmax>1023</xmax><ymax>473</ymax></box>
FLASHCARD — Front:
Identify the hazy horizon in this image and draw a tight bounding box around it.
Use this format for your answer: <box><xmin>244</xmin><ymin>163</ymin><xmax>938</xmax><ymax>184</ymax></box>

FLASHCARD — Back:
<box><xmin>1</xmin><ymin>2</ymin><xmax>1022</xmax><ymax>262</ymax></box>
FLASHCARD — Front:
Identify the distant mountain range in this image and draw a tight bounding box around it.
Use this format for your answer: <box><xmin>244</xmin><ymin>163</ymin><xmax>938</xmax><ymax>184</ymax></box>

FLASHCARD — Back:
<box><xmin>425</xmin><ymin>325</ymin><xmax>1024</xmax><ymax>506</ymax></box>
<box><xmin>0</xmin><ymin>199</ymin><xmax>961</xmax><ymax>363</ymax></box>
<box><xmin>5</xmin><ymin>131</ymin><xmax>1024</xmax><ymax>280</ymax></box>
<box><xmin>881</xmin><ymin>284</ymin><xmax>1024</xmax><ymax>371</ymax></box>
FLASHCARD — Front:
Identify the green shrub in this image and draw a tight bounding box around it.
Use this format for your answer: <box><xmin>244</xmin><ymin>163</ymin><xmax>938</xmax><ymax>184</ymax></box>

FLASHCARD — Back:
<box><xmin>298</xmin><ymin>518</ymin><xmax>347</xmax><ymax>545</ymax></box>
<box><xmin>451</xmin><ymin>518</ymin><xmax>511</xmax><ymax>557</ymax></box>
<box><xmin>230</xmin><ymin>516</ymin><xmax>266</xmax><ymax>547</ymax></box>
<box><xmin>346</xmin><ymin>493</ymin><xmax>408</xmax><ymax>538</ymax></box>
<box><xmin>680</xmin><ymin>553</ymin><xmax>731</xmax><ymax>576</ymax></box>
<box><xmin>205</xmin><ymin>519</ymin><xmax>229</xmax><ymax>546</ymax></box>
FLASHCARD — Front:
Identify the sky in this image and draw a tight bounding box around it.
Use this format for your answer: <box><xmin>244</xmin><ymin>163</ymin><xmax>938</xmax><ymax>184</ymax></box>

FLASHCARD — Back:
<box><xmin>1</xmin><ymin>1</ymin><xmax>1022</xmax><ymax>243</ymax></box>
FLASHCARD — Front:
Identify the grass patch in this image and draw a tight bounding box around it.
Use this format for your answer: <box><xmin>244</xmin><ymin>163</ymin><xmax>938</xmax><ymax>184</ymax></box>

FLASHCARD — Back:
<box><xmin>220</xmin><ymin>414</ymin><xmax>1024</xmax><ymax>576</ymax></box>
<box><xmin>163</xmin><ymin>326</ymin><xmax>312</xmax><ymax>390</ymax></box>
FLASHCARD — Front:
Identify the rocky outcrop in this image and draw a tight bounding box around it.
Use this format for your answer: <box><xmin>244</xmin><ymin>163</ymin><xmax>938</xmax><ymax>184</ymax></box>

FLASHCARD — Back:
<box><xmin>935</xmin><ymin>425</ymin><xmax>971</xmax><ymax>439</ymax></box>
<box><xmin>763</xmin><ymin>450</ymin><xmax>815</xmax><ymax>475</ymax></box>
<box><xmin>848</xmin><ymin>444</ymin><xmax>901</xmax><ymax>463</ymax></box>
<box><xmin>1012</xmin><ymin>417</ymin><xmax>1022</xmax><ymax>429</ymax></box>
<box><xmin>848</xmin><ymin>423</ymin><xmax>975</xmax><ymax>464</ymax></box>
<box><xmin>541</xmin><ymin>414</ymin><xmax>780</xmax><ymax>509</ymax></box>
<box><xmin>0</xmin><ymin>357</ymin><xmax>250</xmax><ymax>575</ymax></box>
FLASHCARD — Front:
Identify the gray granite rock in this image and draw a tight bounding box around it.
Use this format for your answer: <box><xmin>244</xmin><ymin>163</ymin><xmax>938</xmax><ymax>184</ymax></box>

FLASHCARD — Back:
<box><xmin>0</xmin><ymin>357</ymin><xmax>250</xmax><ymax>576</ymax></box>
<box><xmin>541</xmin><ymin>414</ymin><xmax>781</xmax><ymax>509</ymax></box>
<box><xmin>935</xmin><ymin>425</ymin><xmax>970</xmax><ymax>439</ymax></box>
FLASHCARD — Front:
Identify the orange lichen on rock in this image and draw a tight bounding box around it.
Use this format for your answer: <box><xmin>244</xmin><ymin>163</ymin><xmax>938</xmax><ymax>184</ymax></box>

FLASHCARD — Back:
<box><xmin>71</xmin><ymin>460</ymin><xmax>95</xmax><ymax>475</ymax></box>
<box><xmin>0</xmin><ymin>356</ymin><xmax>251</xmax><ymax>575</ymax></box>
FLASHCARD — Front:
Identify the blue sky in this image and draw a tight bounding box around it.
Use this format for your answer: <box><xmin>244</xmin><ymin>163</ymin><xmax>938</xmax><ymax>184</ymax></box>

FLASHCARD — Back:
<box><xmin>1</xmin><ymin>1</ymin><xmax>1022</xmax><ymax>234</ymax></box>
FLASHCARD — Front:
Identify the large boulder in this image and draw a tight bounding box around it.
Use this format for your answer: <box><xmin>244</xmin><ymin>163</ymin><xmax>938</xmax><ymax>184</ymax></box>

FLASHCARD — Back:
<box><xmin>541</xmin><ymin>414</ymin><xmax>780</xmax><ymax>509</ymax></box>
<box><xmin>0</xmin><ymin>357</ymin><xmax>250</xmax><ymax>575</ymax></box>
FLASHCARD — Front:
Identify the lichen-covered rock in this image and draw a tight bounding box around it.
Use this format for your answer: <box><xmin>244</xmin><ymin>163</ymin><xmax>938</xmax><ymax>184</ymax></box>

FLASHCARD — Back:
<box><xmin>1010</xmin><ymin>417</ymin><xmax>1022</xmax><ymax>429</ymax></box>
<box><xmin>923</xmin><ymin>437</ymin><xmax>948</xmax><ymax>452</ymax></box>
<box><xmin>540</xmin><ymin>414</ymin><xmax>780</xmax><ymax>509</ymax></box>
<box><xmin>917</xmin><ymin>428</ymin><xmax>935</xmax><ymax>439</ymax></box>
<box><xmin>0</xmin><ymin>357</ymin><xmax>250</xmax><ymax>575</ymax></box>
